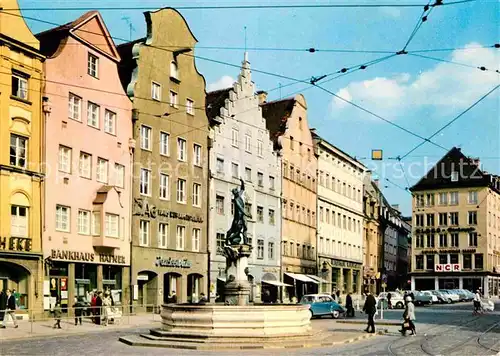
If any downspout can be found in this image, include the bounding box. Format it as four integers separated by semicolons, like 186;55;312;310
207;130;213;302
128;110;138;312
279;154;284;303
40;95;51;304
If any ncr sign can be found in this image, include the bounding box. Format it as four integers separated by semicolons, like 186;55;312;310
435;264;461;272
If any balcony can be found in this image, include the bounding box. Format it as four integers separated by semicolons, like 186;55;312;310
92;235;121;249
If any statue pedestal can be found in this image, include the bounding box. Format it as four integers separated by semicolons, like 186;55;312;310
223;244;252;306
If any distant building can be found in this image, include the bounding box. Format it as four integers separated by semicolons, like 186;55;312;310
206;53;282;303
410;147;500;296
262;95;318;301
312;131;366;296
363;175;382;294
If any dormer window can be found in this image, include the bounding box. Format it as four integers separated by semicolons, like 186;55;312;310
87;53;99;78
170;61;179;81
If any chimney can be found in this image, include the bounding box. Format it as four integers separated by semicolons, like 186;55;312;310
256;90;268;104
470;157;480;167
392;204;400;212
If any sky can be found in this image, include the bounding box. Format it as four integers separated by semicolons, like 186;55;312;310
16;0;500;216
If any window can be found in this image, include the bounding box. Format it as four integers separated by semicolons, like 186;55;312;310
177;138;186;161
11;73;28;100
439;213;448;226
426;234;435;248
450;212;459;225
439;233;448;247
77;210;90;235
257;206;264;223
468;191;478;204
139;220;150;246
439;254;448;264
114;164;125;188
96;158;108;183
269;209;275;225
151;82;161;101
87;53;98;77
170;61;179;79
426;193;435;206
257;239;264;259
231;129;239;147
193;183;201;207
450;233;459;247
290;136;294;150
415;255;424;270
415;235;424;248
269;176;275;190
159;173;170;200
245;203;252;217
160;132;170;156
105;213;119;238
176;225;185;250
474;254;483;270
245;167;252;181
192;228;200;252
268;242;274;259
9;134;27;168
104;110;116;135
415;195;424;208
244;134;252;153
450;253;459;264
416;214;424;227
177;179;186;203
11;205;28;237
232;163;239;178
319;207;324;222
87;102;100;128
257;172;264;187
216;233;225;255
451;171;459;182
56;205;70;232
463;254;472;269
140;125;152;150
257;140;263;157
158;223;168;248
193;144;202;166
92;212;101;236
140;168;151;196
450;191;459;205
426;213;435;226
468;232;478;247
216;158;224;173
216;195;224;215
468;211;477;225
58;146;72;173
169;90;178;107
426;255;434;270
68;93;81;121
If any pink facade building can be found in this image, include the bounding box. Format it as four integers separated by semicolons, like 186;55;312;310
37;11;133;310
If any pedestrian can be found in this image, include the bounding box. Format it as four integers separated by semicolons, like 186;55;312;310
73;297;84;326
400;296;416;336
53;301;62;329
95;291;103;325
198;293;208;305
1;289;18;328
336;290;341;304
387;292;393;309
362;292;376;334
90;291;97;323
346;293;355;317
473;289;482;315
102;292;112;326
0;290;7;323
170;291;177;304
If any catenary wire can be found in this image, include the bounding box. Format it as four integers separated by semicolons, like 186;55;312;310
408;53;500;73
402;0;434;51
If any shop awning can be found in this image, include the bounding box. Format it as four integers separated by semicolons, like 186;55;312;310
262;280;292;287
284;272;318;284
307;275;329;283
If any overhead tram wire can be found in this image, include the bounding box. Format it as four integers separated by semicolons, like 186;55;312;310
408;53;500;73
409;43;500;53
399;84;500;160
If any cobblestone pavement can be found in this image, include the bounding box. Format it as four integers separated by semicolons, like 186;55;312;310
1;301;499;355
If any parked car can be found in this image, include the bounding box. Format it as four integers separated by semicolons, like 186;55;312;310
300;294;345;319
421;291;439;304
456;289;474;301
377;292;405;309
450;289;469;302
412;291;433;306
439;289;460;302
462;289;475;301
430;290;452;304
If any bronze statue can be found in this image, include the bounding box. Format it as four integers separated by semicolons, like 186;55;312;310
226;178;251;245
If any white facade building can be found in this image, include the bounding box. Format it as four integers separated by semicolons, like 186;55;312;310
207;53;282;302
312;131;366;296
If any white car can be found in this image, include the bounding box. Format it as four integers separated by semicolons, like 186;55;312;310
438;289;460;302
377;292;405;309
421;291;439;303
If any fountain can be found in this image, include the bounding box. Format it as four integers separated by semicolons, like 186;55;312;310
120;179;312;349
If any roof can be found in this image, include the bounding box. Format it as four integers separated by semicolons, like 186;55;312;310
409;147;493;192
205;88;232;120
261;97;296;146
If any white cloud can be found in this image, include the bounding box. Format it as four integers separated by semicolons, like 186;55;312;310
379;7;401;18
331;43;500;121
207;75;235;91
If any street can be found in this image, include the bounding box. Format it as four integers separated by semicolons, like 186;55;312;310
0;301;498;355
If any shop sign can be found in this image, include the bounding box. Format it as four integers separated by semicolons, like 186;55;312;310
331;259;361;269
435;264;461;272
0;236;32;252
263;267;279;273
50;249;126;264
134;198;203;223
155;256;192;268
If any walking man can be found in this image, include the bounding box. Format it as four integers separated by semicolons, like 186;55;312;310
400;296;416;336
1;289;18;328
362;292;376;333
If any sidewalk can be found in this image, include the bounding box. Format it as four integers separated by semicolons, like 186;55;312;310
0;313;160;341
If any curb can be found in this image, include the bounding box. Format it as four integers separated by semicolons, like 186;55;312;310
337;319;400;326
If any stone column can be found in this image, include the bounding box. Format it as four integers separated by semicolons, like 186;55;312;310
435;277;439;290
411;276;415;290
357;271;362;296
346;269;353;294
68;263;75;316
121;266;130;311
459;276;463;289
97;265;103;292
337;268;344;293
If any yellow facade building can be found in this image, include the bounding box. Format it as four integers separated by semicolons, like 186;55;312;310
0;0;45;312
